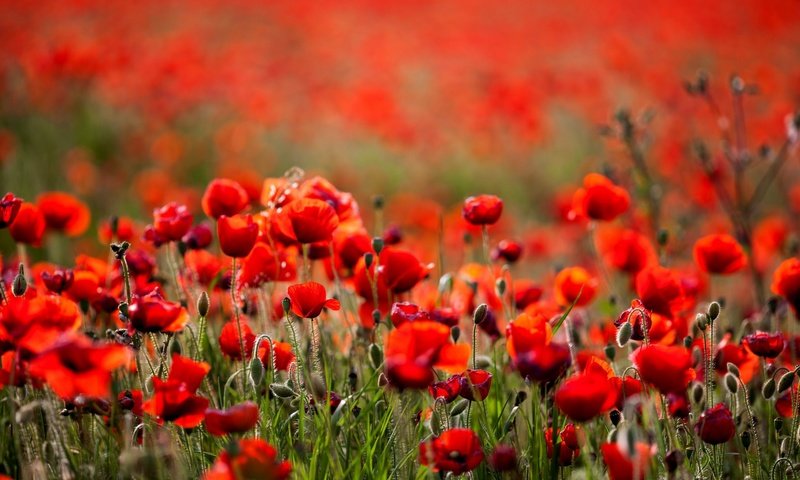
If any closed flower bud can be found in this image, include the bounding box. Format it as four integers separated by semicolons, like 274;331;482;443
310;374;327;400
691;382;705;404
450;399;469;417
197;291;210;317
609;409;621;426
372;309;381;326
495;278;506;296
369;343;383;369
438;274;453;294
169;337;182;356
282;297;291;315
616;321;632;347
683;336;693;348
724;373;739;394
371;237;384;255
604;343;616;361
451;326;460;343
12;265;26;297
475;355;492;369
775;417;784;432
762;378;776;399
778;372;795;393
473;303;488;325
695;313;708;331
708;301;720;320
269;383;296;399
250;356;265;385
727;362;741;378
364;252;374;269
741;430;751;450
665;450;683;473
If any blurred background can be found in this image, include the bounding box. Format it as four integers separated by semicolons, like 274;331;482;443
1;0;800;231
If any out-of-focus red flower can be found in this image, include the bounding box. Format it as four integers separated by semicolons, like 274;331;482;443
488;444;517;472
185;250;223;286
428;374;461;403
597;227;655;274
491;239;523;263
333;227;372;271
666;392;690;419
513;280;543;309
776;386;797;418
182;223;213;250
36;192;90;237
238;243;296;287
545;424;582;466
354;247;430;299
385;320;469;389
693;234;747;275
219;319;256;360
609;375;644;410
506;311;570;383
205;401;259;436
0;193;22;229
218;214;259;258
118;389;143;417
714;339;759;384
257;340;295;372
554;266;597;307
287;281;340;319
571;174;630;222
390;302;430;327
772;257;800;313
555;371;614;422
152;202;193;242
9;202;46;246
275;198;339;244
28;333;130;400
299;176;361;225
143;354;210;428
459;369;492;401
462;194;503;226
635;266;684;317
202;179;249;219
630;345;695;394
614;299;652;341
419;428;484;475
601;442;652;480
743;331;785;358
127;288;189;333
203;439;291;480
99;216;136;244
41;268;74;295
695;403;735;445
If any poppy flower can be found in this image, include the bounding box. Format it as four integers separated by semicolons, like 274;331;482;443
419;428;484;475
609;375;644;410
390;302;430;327
635;266;684;317
597;228;655;274
287;281;340;319
205;401;259;436
9;202;46;246
333;227;372;271
713;340;759;384
545;424;582;466
98;216;136;244
0;192;22;228
513;280;543;309
488;444;517;472
182;223;213;250
571;174;630;222
127;288;189;333
219;319;256;360
202;439;291;480
218;214;259;258
630;345;695;394
554;266;597;307
601;442;652;480
275;198;339;244
491;239;523;263
743;331;785;358
202;179;249;219
555;372;614;422
378;247;430;295
41;268;75;294
772;258;800;313
152;202;193;242
462;195;503;226
27;333;130;400
385;321;469;389
693;234;747;275
695;403;735;445
238;243;296;287
428;375;461;403
666;392;690;419
36;192;90;237
614;299;652;341
459;369;492;401
143;354;210;428
257;341;295;372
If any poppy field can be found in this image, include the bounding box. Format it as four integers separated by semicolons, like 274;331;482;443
4;1;800;479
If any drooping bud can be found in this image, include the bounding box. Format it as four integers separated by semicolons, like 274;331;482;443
707;301;720;321
616;321;632;347
369;344;383;369
250;356;265;386
169;337;182;356
762;378;776;399
269;383;297;399
778;372;795;393
695;313;708;331
691;382;705;404
727;362;741;378
741;431;751;450
282;297;291;315
450;399;469;417
197;291;210;317
724;373;739;394
473;304;488;325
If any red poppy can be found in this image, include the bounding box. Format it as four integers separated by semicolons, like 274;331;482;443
601;442;652;480
333;227;372;271
118;389;144;417
630;345;695;394
275;198;339;244
634;266;684;317
27;333;130;400
428;374;461;403
597;228;655;274
459;369;492;401
390;302;430;327
0;192;22;229
36;192;90;237
743;331;785;358
713;340;759;384
219;319;256;360
205;401;259;436
127;288;189;333
491;239;523;263
545;424;582;466
41;268;75;295
257;340;295;372
513;280;543;309
98;216;136;244
202;439;291;480
9;202;46;246
554;266;597;307
238;243;296;287
776;386;797;418
462;195;503;226
419;428;484;475
772;257;800;313
182;223;214;250
666;392;690;419
185;250;224;286
506;312;570;383
385;321;469;389
609;375;644;410
152;202;193;242
202;179;249;219
488;444;517;472
695;403;735;445
555;371;614;422
143;354;210;428
378;247;430;295
287;281;340;319
614;299;652;341
571;173;630;222
693;234;747;275
218;214;259;258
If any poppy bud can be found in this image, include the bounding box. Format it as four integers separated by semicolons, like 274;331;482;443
451;326;460;342
475;356;492;369
616;321;632;347
372;195;384;210
364;252;374;269
438;273;453;294
197;292;210;317
371;309;381;326
430;409;443;436
269;383;296;399
378;373;389;387
775;417;784;432
778;372;795;393
727;363;741;378
118;302;129;318
473;304;488;325
250;356;265;386
371;237;384;255
0;192;23;229
495;278;506;296
683;336;693;348
514;391;527;406
665;450;683;473
169;337;182;356
695;313;708;331
741;430;751;450
607;428;618;443
309;374;326;400
724;373;739;394
657;229;669;247
369;343;382;369
12;264;26;297
708;301;720;321
604;344;616;361
685;447;694;460
462;194;503;225
282;297;291;315
450;399;469;417
762;378;776;399
691;382;705;404
609;409;621;426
